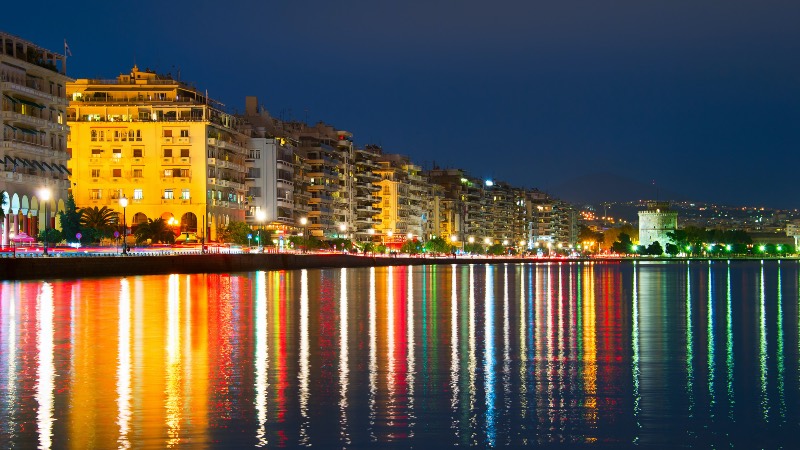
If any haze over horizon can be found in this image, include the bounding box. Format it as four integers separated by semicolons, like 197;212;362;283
4;1;798;208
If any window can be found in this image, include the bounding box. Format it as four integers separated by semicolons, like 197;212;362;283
91;149;102;155
163;169;173;177
91;189;102;200
112;168;122;177
133;189;143;200
112;148;122;158
176;169;189;177
163;148;173;157
180;148;190;157
132;168;143;178
90;130;97;141
163;129;172;137
91;169;100;178
163;189;174;199
180;130;189;137
133;148;143;157
181;189;190;200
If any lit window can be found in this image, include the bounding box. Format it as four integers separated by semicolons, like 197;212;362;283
112;148;122;158
163;189;174;199
180;130;189;137
91;189;102;200
181;189;190;200
133;189;143;200
163;169;173;177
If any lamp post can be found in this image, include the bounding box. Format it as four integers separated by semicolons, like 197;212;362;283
450;234;458;256
256;210;266;252
119;195;128;255
299;217;308;253
39;188;51;256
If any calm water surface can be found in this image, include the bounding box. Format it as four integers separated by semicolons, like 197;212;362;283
1;261;799;448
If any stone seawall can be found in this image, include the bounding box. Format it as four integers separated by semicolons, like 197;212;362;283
0;254;528;281
2;254;796;281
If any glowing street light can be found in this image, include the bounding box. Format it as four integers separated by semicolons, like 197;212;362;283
468;236;475;244
119;195;128;254
339;223;347;239
39;188;51;256
484;237;491;245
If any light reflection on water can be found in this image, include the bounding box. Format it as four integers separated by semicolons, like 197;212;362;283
1;261;799;448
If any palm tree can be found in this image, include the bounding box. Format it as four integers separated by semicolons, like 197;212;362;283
79;206;119;242
134;218;175;244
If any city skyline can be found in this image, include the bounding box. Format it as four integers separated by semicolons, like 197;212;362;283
4;1;799;208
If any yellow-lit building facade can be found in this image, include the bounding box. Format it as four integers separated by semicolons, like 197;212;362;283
67;66;248;241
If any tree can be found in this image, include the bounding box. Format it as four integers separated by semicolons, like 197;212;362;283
665;242;680;256
38;228;63;245
134;218;175;244
220;221;254;245
487;243;506;256
329;237;354;252
463;242;485;254
375;244;388;255
603;225;638;251
400;239;422;254
646;241;664;256
424;236;450;254
0;190;6;223
59;194;83;243
611;233;634;254
80;206;119;242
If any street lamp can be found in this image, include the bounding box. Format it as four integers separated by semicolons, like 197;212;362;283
339;223;347;239
39;188;51;256
299;217;308;253
256;210;266;252
119;195;128;255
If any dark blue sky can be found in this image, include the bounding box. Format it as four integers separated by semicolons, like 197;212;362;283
5;1;800;208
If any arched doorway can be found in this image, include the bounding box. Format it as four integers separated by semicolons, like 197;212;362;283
180;212;198;233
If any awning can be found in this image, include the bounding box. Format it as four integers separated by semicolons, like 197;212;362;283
60;164;71;175
19;158;33;168
3;94;17;103
16;126;39;135
14;98;46;109
40;161;54;171
30;160;45;172
51;164;64;174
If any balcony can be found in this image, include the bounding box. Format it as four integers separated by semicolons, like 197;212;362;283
161;198;174;204
162;136;173;144
177;136;190;144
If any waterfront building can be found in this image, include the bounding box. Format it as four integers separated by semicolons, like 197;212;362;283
67;66;249;242
353;144;382;241
1;32;70;246
372;152;430;247
637;201;678;248
241;97;295;233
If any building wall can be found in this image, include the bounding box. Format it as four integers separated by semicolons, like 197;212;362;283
1;32;70;245
638;210;678;247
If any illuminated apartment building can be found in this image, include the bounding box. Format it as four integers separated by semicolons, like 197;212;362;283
1;32;70;245
67;66;248;241
353;144;382;241
241;97;295;232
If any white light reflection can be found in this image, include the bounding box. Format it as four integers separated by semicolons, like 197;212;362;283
484;265;496;446
406;266;416;436
166;274;181;447
776;265;785;419
339;268;350;445
254;271;269;447
518;265;527;421
759;265;768;420
450;264;459;439
632;263;641;433
502;264;511;447
707;264;715;416
2;283;18;442
686;265;694;414
36;282;55;450
368;267;377;442
468;264;476;437
299;269;310;445
726;264;734;419
117;279;132;449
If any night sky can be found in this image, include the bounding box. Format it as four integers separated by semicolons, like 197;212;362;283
5;1;799;208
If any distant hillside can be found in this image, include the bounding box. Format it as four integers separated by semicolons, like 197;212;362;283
551;172;687;207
